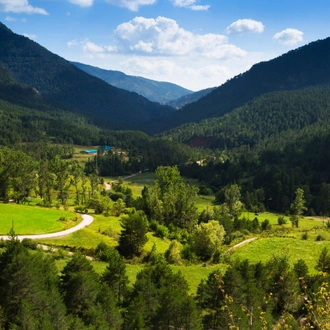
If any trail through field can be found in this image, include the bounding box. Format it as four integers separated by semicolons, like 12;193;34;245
227;237;257;252
0;214;94;241
104;173;139;190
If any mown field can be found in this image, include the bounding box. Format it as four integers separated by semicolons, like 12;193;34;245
0;203;78;235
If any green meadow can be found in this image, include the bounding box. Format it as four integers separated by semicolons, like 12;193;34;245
0;203;78;235
5;172;330;294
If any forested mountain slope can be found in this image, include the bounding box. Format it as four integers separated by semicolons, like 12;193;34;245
0;22;174;131
151;36;330;132
161;85;330;149
166;86;216;109
71;61;192;104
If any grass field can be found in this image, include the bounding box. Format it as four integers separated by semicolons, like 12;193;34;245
229;235;330;275
37;213;172;254
0;203;78;235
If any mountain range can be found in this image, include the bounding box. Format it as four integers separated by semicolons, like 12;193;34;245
151;37;330;133
1;20;330;145
71;61;192;104
0;22;174;131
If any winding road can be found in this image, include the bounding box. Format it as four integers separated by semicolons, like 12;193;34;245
0;214;94;241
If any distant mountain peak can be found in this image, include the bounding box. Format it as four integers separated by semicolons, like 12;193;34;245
71;61;192;104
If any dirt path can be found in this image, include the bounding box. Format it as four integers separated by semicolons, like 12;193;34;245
104;173;139;191
0;214;94;241
227;237;258;252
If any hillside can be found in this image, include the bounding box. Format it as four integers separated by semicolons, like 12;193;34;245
71;61;192;104
150;36;330;132
166;86;216;109
0;22;174;131
161;85;330;149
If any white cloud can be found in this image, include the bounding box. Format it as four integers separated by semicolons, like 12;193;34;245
226;19;264;34
23;33;36;39
172;0;196;6
5;16;17;21
121;57;178;76
273;28;304;46
83;41;104;53
0;0;48;15
119;56;237;90
113;16;246;59
190;5;210;11
105;0;156;11
68;38;117;55
171;0;210;10
68;0;93;7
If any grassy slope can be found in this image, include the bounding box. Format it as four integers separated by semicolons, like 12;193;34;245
0;203;77;235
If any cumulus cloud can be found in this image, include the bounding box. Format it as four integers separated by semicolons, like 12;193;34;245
273;28;304;46
226;19;264;34
171;0;210;10
120;56;235;90
113;16;246;59
68;0;93;7
105;0;156;11
121;57;177;76
67;38;117;55
0;0;48;15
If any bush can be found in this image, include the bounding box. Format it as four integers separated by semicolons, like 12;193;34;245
261;219;272;231
156;225;169;239
316;234;326;241
95;241;113;261
198;185;213;196
278;216;287;226
301;232;308;240
149;220;159;232
165;240;182;265
74;205;88;213
21;238;38;250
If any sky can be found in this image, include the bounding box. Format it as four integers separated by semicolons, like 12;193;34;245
0;1;330;91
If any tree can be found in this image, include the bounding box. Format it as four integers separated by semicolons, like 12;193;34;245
192;220;225;261
0;241;68;329
320;182;330;219
118;211;149;257
101;248;129;303
290;188;307;228
316;247;330;273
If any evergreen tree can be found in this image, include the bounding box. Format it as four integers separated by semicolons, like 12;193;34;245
118;211;149;257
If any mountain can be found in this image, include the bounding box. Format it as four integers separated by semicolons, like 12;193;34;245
161;85;330;149
71;61;192;104
151;37;330;132
166;86;216;109
0;22;174;131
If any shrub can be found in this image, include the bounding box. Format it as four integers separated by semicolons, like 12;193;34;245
156;225;169;239
165;240;182;265
301;232;308;240
316;234;326;241
261;219;272;231
21;238;38;250
149;220;159;232
181;244;199;263
278;216;287;226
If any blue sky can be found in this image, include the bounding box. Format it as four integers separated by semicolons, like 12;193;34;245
0;0;330;91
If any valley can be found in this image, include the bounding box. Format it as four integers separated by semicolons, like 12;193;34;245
1;19;330;329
